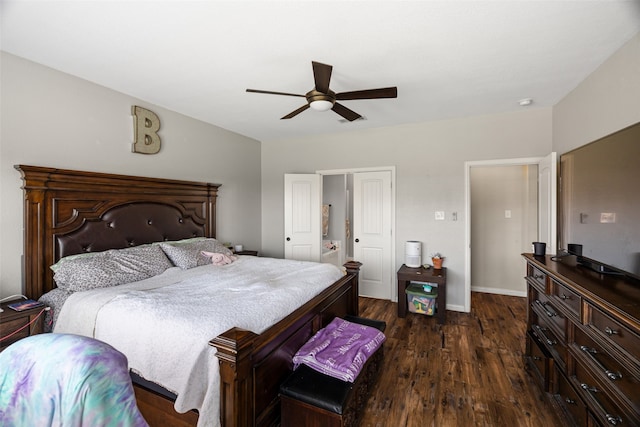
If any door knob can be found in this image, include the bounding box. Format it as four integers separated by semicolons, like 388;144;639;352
286;237;291;241
355;238;359;243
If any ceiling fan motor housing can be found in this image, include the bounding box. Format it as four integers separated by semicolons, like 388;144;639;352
306;89;336;111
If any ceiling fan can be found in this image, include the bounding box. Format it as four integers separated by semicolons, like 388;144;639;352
246;61;397;122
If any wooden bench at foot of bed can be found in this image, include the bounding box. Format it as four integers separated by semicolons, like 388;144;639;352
279;316;386;427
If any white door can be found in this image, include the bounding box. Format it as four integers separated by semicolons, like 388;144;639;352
353;171;392;299
284;174;322;261
538;152;557;254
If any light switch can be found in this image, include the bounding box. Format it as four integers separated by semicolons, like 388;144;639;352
505;210;511;218
435;211;445;221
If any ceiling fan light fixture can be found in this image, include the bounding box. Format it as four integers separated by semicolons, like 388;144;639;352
247;62;397;121
309;100;333;111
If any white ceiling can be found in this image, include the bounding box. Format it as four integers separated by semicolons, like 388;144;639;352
2;1;639;142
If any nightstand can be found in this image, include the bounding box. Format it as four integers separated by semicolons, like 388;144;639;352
0;300;47;351
397;264;447;324
235;250;258;256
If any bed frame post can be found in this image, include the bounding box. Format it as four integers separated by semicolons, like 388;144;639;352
15;165;50;299
343;261;362;316
210;328;258;427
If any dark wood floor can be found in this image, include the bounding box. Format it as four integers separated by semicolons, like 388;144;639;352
357;292;562;427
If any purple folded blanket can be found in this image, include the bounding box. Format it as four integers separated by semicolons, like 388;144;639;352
293;317;386;382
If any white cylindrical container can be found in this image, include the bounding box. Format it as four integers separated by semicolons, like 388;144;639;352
405;241;422;268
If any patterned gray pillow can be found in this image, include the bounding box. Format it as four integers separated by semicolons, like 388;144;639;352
38;288;73;331
159;238;233;269
52;244;173;292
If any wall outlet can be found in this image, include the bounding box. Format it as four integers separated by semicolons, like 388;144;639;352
435;211;445;221
600;212;616;223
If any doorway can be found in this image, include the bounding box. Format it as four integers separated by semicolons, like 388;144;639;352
469;164;538;297
464;155;556;311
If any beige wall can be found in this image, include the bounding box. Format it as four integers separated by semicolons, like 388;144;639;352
553;33;640;155
261;108;553;310
0;52;262;298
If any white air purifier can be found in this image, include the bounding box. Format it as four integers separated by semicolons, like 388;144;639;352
405;241;422;268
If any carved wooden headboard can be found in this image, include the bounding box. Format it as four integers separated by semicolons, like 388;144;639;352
16;165;220;299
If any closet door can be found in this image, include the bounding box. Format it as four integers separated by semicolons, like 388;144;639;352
353;171;392;299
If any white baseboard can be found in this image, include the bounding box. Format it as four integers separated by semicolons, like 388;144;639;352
471;286;527;298
445;303;466;313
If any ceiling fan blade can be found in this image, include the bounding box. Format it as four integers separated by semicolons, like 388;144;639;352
336;87;398;100
312;61;332;93
332;102;362;122
281;104;310;120
246;89;305;98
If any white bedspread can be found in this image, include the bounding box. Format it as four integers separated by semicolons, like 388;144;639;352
54;256;343;427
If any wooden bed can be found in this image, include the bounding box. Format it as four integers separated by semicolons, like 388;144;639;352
16;164;361;427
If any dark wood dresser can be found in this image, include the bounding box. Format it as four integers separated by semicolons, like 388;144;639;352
523;254;640;426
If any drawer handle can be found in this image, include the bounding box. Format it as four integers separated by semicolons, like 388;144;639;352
533;324;556;346
559;293;570;300
604;326;619;336
532;356;541;361
533;273;544;280
605;370;623;381
564;397;576;405
580;383;599;393
579;346;623;381
535;299;557;317
605;414;622;426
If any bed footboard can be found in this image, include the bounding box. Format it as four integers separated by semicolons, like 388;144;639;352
211;261;361;427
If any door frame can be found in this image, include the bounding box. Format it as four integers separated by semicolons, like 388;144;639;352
317;166;397;301
464;157;546;312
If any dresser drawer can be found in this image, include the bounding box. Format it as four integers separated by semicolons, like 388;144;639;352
527;265;547;292
553;366;588;427
531;313;568;373
573;361;638;427
530;286;567;341
572;327;640;416
526;331;551;392
551;279;581;321
585;303;640;366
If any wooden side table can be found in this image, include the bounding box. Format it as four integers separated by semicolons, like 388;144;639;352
397;264;447;324
0;300;46;351
235;250;258;256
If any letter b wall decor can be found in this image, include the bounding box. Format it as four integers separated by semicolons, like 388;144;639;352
132;105;161;154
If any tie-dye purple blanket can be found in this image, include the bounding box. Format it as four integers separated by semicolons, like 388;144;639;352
0;333;148;427
293;317;386;382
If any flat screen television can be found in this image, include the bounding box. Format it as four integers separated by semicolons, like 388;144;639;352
559;121;640;281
